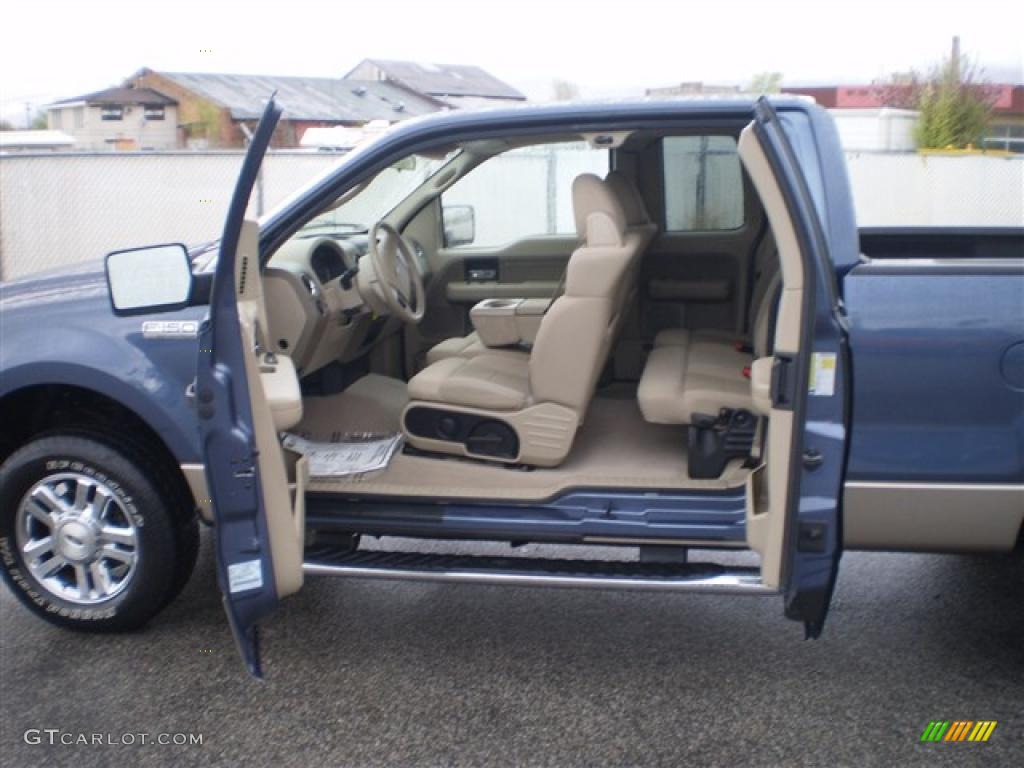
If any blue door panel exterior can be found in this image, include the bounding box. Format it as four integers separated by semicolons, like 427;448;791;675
197;98;283;678
843;268;1024;483
753;100;851;636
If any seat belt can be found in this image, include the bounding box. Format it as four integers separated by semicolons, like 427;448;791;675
743;217;770;334
543;267;568;315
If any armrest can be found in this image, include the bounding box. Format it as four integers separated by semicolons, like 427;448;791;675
750;357;773;416
512;298;551;344
469;297;551;348
261;353;303;431
470;298;524;347
648;278;732;302
446;280;559;303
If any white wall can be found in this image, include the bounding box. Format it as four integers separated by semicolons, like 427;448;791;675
829;109;918;152
845;151;1024;227
1;150;1022;281
441;143;609;247
0;151;344;279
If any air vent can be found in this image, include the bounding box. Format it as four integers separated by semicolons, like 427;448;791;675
300;274;320;299
238;255;248;295
352;85;367;97
393;102;405;112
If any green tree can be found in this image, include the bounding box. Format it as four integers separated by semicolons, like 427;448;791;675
914;54;995;149
878;53;996;149
182;99;222;146
0;119;14;131
747;72;783;94
31;113;48;130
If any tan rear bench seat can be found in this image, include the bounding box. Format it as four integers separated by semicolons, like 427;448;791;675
638;333;754;425
638;230;780;426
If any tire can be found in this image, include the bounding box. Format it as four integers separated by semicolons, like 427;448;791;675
0;433;185;632
63;425;201;611
162;508;200;609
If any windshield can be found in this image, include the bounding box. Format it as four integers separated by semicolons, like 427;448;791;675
298;151;458;235
189;147;460;273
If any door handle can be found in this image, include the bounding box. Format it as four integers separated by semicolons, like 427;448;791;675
467;268;497;281
802;448;824;470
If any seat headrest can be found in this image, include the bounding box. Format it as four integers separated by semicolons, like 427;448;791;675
605;170;652;228
572;173;627;246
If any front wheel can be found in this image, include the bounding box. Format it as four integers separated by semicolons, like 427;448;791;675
0;433;190;632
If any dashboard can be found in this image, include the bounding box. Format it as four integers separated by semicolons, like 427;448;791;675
261;229;431;378
310;242;352;284
262;235;380;376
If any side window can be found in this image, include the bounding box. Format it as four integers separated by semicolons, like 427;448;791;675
663;136;744;231
441;142;608;248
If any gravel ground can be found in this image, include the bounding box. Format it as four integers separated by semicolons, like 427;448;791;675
1;532;1021;767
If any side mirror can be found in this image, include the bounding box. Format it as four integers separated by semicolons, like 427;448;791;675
105;243;193;315
443;205;476;248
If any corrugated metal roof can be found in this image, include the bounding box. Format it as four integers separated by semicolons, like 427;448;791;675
353;59;526;100
53;87;176;107
156;72;442;122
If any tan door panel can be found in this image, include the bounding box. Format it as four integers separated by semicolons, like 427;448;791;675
639;233;753;338
418;234;577;354
235;219;305;599
735;125;805;590
445;280;560;303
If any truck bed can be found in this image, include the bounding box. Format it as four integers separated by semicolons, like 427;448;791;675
859;227;1024;261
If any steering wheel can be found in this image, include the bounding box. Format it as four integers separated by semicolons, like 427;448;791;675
366;221;426;324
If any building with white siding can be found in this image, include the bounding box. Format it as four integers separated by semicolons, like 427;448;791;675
45;87;178;150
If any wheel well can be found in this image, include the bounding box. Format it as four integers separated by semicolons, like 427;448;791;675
0;384;196;518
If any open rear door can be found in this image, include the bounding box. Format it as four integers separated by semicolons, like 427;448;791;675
197;97;306;676
740;99;849;637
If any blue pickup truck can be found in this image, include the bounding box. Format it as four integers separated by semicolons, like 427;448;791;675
1;97;1021;677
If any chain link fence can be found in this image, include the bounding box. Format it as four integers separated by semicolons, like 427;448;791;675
0;151;342;280
1;149;1022;281
844;151;1024;228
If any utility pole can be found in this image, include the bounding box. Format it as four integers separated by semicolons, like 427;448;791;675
951;35;961;81
24;102;31;130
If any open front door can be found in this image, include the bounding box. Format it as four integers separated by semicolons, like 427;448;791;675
197;97;306;677
739;100;849;637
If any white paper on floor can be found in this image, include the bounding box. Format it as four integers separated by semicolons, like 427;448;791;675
282;432;404;477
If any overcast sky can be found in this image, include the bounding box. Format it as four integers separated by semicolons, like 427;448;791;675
1;0;1021;125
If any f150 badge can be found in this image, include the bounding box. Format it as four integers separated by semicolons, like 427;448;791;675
142;320;199;339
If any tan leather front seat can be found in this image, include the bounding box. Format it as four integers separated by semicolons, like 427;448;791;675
606;169;657;252
604;170;656;340
426;170;656;366
402;174;634;467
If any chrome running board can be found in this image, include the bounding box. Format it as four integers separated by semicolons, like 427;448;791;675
303;548;774;595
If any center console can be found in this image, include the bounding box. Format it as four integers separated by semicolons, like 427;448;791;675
469;297;550;349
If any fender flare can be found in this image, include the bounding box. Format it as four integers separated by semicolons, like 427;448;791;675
0;360;199;464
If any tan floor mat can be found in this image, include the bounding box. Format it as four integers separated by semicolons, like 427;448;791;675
297;375;747;501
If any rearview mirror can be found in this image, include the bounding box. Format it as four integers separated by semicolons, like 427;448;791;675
105;243;193;315
443;205;476;248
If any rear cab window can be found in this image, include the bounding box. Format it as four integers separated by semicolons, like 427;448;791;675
663;136;745;231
